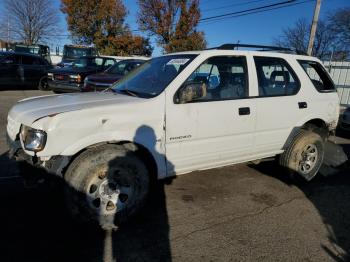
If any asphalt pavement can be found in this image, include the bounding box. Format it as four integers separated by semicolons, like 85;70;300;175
0;89;349;262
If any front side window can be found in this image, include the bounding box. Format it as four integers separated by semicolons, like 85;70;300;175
254;57;300;97
298;60;335;92
112;55;196;98
177;56;248;103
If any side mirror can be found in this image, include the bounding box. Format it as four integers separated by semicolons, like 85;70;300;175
177;81;207;104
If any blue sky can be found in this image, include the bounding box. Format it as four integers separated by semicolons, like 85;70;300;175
1;0;349;56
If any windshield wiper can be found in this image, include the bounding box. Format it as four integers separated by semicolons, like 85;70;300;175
119;89;138;97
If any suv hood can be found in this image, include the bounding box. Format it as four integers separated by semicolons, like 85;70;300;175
9;92;140;126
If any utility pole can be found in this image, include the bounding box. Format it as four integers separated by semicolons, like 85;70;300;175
307;0;322;55
7;14;10;46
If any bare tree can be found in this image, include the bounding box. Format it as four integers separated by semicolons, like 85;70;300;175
3;0;59;44
328;7;350;53
274;18;335;59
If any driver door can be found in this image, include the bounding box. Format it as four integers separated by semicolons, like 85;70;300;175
165;55;256;175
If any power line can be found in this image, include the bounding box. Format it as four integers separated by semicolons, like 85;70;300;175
198;0;314;25
201;0;267;13
200;0;297;21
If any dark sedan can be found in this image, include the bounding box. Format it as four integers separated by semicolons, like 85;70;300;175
47;56;116;93
0;51;53;90
82;59;146;92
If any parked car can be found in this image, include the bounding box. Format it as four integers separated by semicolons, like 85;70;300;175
0;51;53;90
57;45;98;67
47;56;117;93
339;106;350;131
7;44;339;229
82;59;146;91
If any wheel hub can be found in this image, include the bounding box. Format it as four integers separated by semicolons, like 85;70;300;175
298;144;318;175
86;167;133;215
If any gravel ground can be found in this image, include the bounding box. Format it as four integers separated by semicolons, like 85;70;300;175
0;89;349;262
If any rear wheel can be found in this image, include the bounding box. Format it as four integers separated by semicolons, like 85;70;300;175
64;144;149;229
279;128;325;181
38;76;49;91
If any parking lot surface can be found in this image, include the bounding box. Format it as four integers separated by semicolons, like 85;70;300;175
0;89;349;262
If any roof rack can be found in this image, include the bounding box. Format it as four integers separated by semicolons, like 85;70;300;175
209;43;307;55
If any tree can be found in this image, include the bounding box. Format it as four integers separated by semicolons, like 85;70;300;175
274;18;335;59
3;0;59;45
328;7;350;54
137;0;206;53
61;0;153;56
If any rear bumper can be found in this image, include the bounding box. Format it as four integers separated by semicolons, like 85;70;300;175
48;80;83;93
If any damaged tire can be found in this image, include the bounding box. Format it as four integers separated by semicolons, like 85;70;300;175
279;128;325;181
64;144;149;229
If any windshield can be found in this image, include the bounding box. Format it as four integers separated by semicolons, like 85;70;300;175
112;55;197;98
106;60;143;75
63;47;96;59
74;57;104;68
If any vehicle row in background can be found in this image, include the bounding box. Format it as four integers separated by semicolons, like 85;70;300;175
47;56;116;93
0;51;53;90
84;59;146;91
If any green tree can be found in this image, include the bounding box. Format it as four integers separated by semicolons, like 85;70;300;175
138;0;206;53
61;0;153;56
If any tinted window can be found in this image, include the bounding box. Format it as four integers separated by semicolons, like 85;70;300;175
254;57;300;96
104;59;115;67
107;60;144;75
180;56;248;102
298;60;335;92
0;54;20;64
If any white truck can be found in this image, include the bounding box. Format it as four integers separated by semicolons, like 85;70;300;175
6;44;339;228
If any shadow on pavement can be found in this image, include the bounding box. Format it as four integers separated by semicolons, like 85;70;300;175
251;141;350;261
0;125;173;262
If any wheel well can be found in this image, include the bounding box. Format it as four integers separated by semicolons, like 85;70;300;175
303;119;327;129
303;118;329;139
62;141;158;182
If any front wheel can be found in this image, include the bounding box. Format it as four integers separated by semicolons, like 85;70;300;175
279;129;325;181
64;144;149;229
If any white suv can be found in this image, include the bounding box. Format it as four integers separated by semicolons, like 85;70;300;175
6;44;339;228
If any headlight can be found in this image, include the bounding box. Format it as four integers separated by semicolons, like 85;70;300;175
20;125;47;152
47;73;53;80
70;74;82;83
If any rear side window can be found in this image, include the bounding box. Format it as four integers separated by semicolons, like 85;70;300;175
298;60;335;92
254;57;300;97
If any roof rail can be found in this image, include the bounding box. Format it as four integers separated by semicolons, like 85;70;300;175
209;43;307;55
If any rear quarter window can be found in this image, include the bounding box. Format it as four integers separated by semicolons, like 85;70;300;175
298;60;335;92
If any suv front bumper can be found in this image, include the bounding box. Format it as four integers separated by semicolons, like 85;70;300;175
48;80;83;93
6;133;69;177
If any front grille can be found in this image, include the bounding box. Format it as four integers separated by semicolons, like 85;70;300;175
54;74;70;81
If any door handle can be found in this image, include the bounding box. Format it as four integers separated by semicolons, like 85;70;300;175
239;107;250;115
298;102;307;109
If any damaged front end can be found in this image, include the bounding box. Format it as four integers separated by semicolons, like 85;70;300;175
7;133;70;183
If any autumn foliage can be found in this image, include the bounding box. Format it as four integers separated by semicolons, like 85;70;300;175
138;0;206;53
60;0;153;56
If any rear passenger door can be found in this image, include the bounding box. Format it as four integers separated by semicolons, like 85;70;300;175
252;56;303;155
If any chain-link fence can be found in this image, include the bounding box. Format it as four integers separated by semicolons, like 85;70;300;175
323;61;350;106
